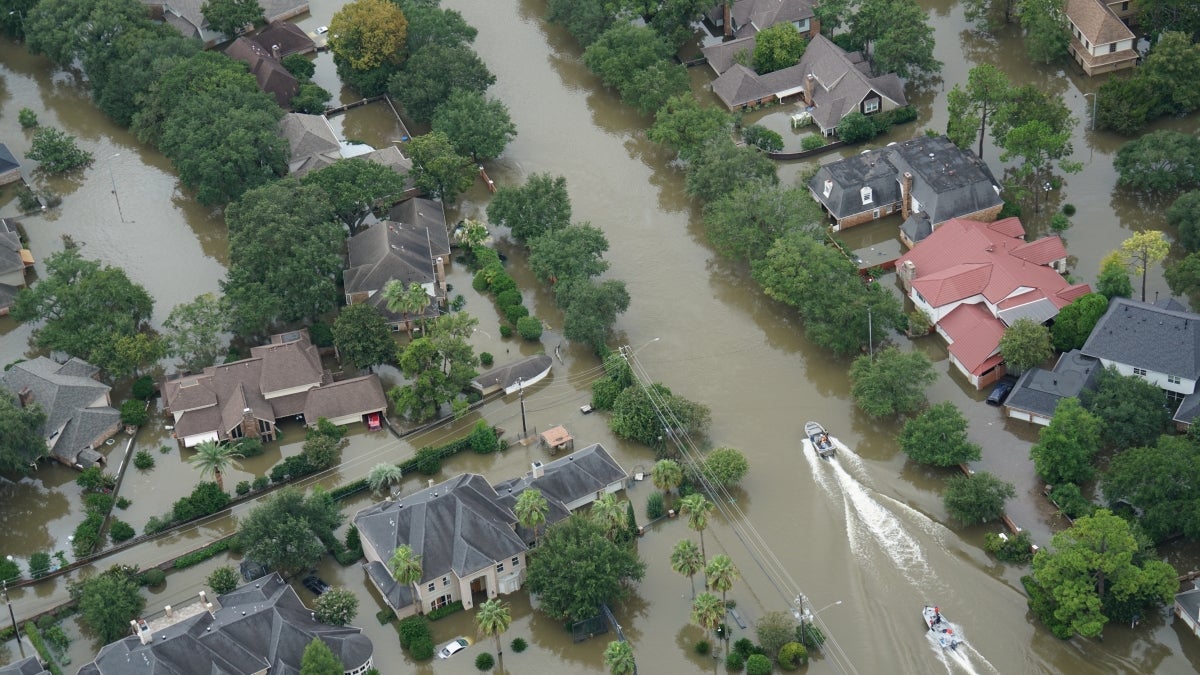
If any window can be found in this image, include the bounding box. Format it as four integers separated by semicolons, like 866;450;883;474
872;208;881;219
1168;374;1182;384
496;562;505;573
1109;43;1117;53
427;582;436;592
823;179;833;198
797;18;810;33
1121;1;1128;10
431;594;452;610
512;556;520;567
860;187;873;205
863;98;879;114
1133;367;1147;376
442;576;450;587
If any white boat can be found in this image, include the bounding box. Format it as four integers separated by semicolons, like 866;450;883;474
805;421;836;459
922;605;962;649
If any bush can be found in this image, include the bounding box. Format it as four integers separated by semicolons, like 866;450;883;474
742;124;784;152
475;652;495;671
109;520;136;542
733;636;757;657
414;446;442;475
1050;213;1070;232
469;421;500;454
726;650;746;671
18;108;38;128
172;538;231;569
427;600;464;621
17;187;41;213
238;437;264;457
29;552;51;579
1048;483;1093;520
490;273;517;296
0;557;19;584
1062;203;1076;216
480;351;494;366
143;516;170;535
160;445;172;454
135;568;166;588
84;492;115;514
207;566;240;594
694;639;711;655
134;450;155;470
801;135;825;151
451;294;466;311
837;111;879;143
397;615;431;650
172;482;230;522
496;289;523;308
998;200;1022;219
646;491;665;519
132;376;156;400
516;316;543;340
120;400;148;427
777;642;807;670
473;270;490;292
503;303;529;324
745;653;772;675
510;637;527;653
309;322;334;348
236;480;251;496
409;635;435;661
499;324;513;338
983;530;1034;564
252;476;270;491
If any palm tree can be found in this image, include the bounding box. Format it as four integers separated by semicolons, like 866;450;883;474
651;459;683;501
591;493;626;541
367;463;403;496
388;545;423;613
603;640;636;675
406;282;432;335
475;598;512;668
382;280;422;339
706;554;739;651
187;440;244;491
514;489;549;546
691;592;725;655
671;539;704;598
679;493;715;583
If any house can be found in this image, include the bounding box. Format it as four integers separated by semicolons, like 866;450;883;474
706;0;820;40
470;354;554;396
279;113;415;182
78;573;374;675
225;37;298;108
1004;349;1101;426
494;444;629;544
0;218;34;316
354;444;627;617
161;329;387;447
1079;297;1200;428
251;21;316;58
0;657;50;675
1065;0;1138;76
0;143;21;185
896;217;1091;388
343;206;450;332
808;135;1003;233
1176;582;1200;640
143;0;309;45
0;357;121;469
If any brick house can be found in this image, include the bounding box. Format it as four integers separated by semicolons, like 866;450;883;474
1065;0;1138;76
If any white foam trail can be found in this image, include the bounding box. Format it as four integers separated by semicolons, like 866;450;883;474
879;492;955;545
802;439;836;493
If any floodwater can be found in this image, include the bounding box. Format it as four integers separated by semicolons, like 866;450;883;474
3;0;1200;673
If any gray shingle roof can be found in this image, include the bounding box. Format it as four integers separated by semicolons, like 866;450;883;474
0;357;119;467
0;657;50;675
0;143;20;175
809;147;900;219
280;113;341;177
1176;586;1200;623
389;197;451;262
364;559;415;610
303;374;386;423
345;220;438;299
0;218;28;279
798;35;906;131
1004;350;1100;419
1080;297;1200;380
493;443;627;541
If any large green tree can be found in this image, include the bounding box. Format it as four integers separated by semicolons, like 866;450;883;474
302;159;407;232
187;440;243;491
12;247;154;376
314;588;359;626
1097;251;1133;300
1029;397;1102;484
1138;31;1200;117
1018;0;1069;64
610;382;711;451
647;95;734;162
1028;509;1177;638
963;0;1018;29
300;637;343;675
848;0;940;78
945;65;1011;159
1114;130;1200;194
897;402;982;467
0;393;48;472
388;42;494;123
849;347;936;419
997;118;1081;213
556;278;631;351
583;23;674;97
525;515;646;623
329;0;407;71
406;130;475;202
333;303;396;369
702;182;823;263
1103;435;1200;543
90;28;201;128
753;23;807;74
486;173;571;243
685;137;778;202
25;127;93;174
1169;191;1200;252
999;317;1053;373
402;0;476;52
75;566;147;643
163;293;228;373
24;0;149;70
545;0;627;47
1139;1;1200;40
528;223;610;285
239;487;343;578
430;90;516;162
201;0;263;37
943;472;1015;525
1081;366;1170;452
1166;253;1200;305
700;447;750;488
1050;293;1109;352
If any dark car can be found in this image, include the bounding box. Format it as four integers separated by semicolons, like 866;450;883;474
302;575;331;595
986;380;1014;406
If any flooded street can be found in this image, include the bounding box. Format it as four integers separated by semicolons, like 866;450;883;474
3;0;1200;672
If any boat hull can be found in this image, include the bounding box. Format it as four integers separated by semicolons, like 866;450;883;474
805;421;836;459
922;605;962;649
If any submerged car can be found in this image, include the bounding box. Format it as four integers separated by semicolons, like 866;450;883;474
302;575;331;595
986;379;1014;406
438;637;470;659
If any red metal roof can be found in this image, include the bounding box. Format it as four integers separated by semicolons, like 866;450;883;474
940;303;1007;376
1010;237;1068;266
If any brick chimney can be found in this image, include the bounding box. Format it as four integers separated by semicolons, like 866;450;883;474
804;74;814;107
271;44;280;60
132;618;153;645
724;2;732;39
435;257;446;304
242;407;260;439
901;172;913;219
17;387;32;408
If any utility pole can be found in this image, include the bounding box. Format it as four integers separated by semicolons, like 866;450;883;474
518;377;527;439
867;306;873;357
3;578;20;646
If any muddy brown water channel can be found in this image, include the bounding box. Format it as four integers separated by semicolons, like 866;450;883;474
4;0;1200;672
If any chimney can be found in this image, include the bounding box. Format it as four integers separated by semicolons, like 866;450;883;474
164;605;173;619
901;172;913;219
271;44;280;60
532;461;545;479
133;618;153;645
804;74;814;107
242;407;260;439
16;387;32;408
724;2;732;39
435;256;446;303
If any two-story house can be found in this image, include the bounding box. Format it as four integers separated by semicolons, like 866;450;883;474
0;143;20;186
706;0;820;40
896;218;1091;388
0;218;34;316
1065;0;1138;76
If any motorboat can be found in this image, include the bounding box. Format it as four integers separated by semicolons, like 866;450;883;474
805;421;836;459
922;605;962;649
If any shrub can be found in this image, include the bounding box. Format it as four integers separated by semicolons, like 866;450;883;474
134;450;155;470
207;566;240;594
397;615;431;650
726;651;746;672
1050;213;1070;232
499;324;513;338
17;187;41;212
1062;203;1076;216
160;445;172;454
503;303;529;324
694;639;711;655
427;600;464;620
983;530;1034;564
139;568;167;587
998;200;1022;219
0;557;19;584
309;322;334;348
414;446;442;475
238;437;264;457
84;492;115;514
490;273;517;296
777;642;807;670
451;294;466;311
646;491;665;519
172;482;230;522
742;124;784;152
29;552;51;579
172;539;231;569
837;112;879;143
144;516;170;535
510;637;527;653
409;635;435;660
801;135;825;151
496;289;523;308
475;652;495;671
120;400;148;426
252;476;270;491
1048;483;1093;520
516;316;543;340
132;376;156;400
469;421;500;454
480;351;494;366
18;108;38;128
110;520;136;542
236;480;251;496
745;653;772;675
473;270;490;292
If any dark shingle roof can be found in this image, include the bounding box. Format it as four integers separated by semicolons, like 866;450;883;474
303;374;386;423
0;357;119;466
0;657;50;675
389;197;451;261
1081;297;1200;380
344;220;438;298
809;147;900;219
1004;350;1100;419
0;218;27;279
0;143;20;175
493;444;627;541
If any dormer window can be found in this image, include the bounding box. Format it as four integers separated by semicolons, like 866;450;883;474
823;180;833;198
861;187;873;205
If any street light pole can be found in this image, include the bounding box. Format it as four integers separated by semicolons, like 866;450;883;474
792;594;842;649
518;377;527;439
108;153;130;224
2;578;19;643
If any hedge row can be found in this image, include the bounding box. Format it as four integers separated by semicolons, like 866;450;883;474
23;621;66;675
426;600;464;621
173;538;232;570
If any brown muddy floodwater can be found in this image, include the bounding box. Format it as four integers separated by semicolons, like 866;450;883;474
4;0;1200;673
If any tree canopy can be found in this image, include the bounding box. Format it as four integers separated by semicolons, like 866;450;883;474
945;64;1011;159
486;173;572;243
201;0;263;37
74;566;147;643
528;223;611;285
610;381;711;452
999;317;1053;373
430;90;517;162
333;303;396;369
849;347;936;419
25;0;150;69
685;137;778;203
1017;0;1069;63
25;127;93;174
238;487;344;578
0;393;48;473
1050;293;1109;352
525;515;646;622
1030;397;1102;484
405;130;475;203
302;159;407;232
388;42;494;123
753;23;807;74
164;293;228;373
545;0;627;47
1081;366;1170;452
897;402;982;466
647;95;735;162
299;637;343;675
1115;130;1200;193
329;0;408;71
1097;251;1133;300
1118;231;1169;302
943;471;1015;525
703;183;823;263
1103;435;1200;543
556;278;631;351
699;447;750;488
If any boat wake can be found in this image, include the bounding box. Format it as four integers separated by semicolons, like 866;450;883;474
928;630;1000;675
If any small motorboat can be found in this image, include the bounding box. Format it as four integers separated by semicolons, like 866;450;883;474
805;421;836;459
922;605;962;649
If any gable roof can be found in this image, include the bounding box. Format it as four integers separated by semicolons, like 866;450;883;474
225;37;298;108
493;443;627;541
798;35;906;131
0;357;119;467
345;220;438;301
250;21;315;58
809;146;901;218
1005;349;1101;419
78;573;373;675
303;374;387;422
940;302;1007;376
886;136;1003;225
280;113;341;176
702;35;757;76
354;474;528;584
1066;0;1135;45
710;64;776;109
0;657;50;675
0;143;19;174
1081;297;1200;379
0;217;30;278
389;197;450;261
737;0;816;33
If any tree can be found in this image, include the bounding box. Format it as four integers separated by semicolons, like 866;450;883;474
302;159;407;232
0;393;48;473
963;0;1018;29
545;0;626;47
475;599;512;667
76;566;146;643
1097;251;1133;300
486;173;571;243
1104;435;1200;542
240;487;343;578
222;180;345;335
90;28;201;128
1018;0;1069;64
315;588;359;626
1169;191;1200;253
201;0;263;37
1139;2;1200;41
679;494;715;577
754;611;796;661
1095;74;1159;136
610;382;711;450
603;640;636;675
869;0;940;79
590;493;628;541
557;278;632;351
652;459;684;497
430;90;516;162
943;472;1016;525
649;0;712;48
897;402;982;467
1051;293;1110;352
187;441;243;492
388;42;494;123
528;223;610;285
390;326;478;421
691;592;725;649
945;65;1011;159
703;183;822;263
300;637;343;675
402;1;477;52
291;82;332;114
514;488;549;546
999;318;1053;374
367;463;403;496
281;53;316;80
583;23;674;96
1138;31;1200;116
753;23;806;74
647;95;734;162
24;0;150;69
302;432;348;471
388;545;424;611
382;280;427;340
329;0;407;71
163;293;227;373
1029;397;1102;485
25;127;93;174
685;137;778;203
12;248;154;376
406;130;475;202
849;347;937;419
671;539;704;598
1028;509;1176;638
1081;366;1170;451
207;565;241;595
333;303;396;369
706;554;739;650
1167;252;1200;304
1115;130;1200;193
700;447;750;488
1118;231;1169;302
998;119;1082;213
835;112;878;144
741;125;784;153
525;515;646;622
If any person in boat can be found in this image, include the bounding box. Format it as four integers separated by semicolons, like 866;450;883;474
933;607;941;625
820;433;829;445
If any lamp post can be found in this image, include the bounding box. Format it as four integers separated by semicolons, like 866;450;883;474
1082;92;1097;131
3;555;20;646
108;153;130;224
792;595;842;649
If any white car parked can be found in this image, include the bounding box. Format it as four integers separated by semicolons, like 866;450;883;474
438;637;470;659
